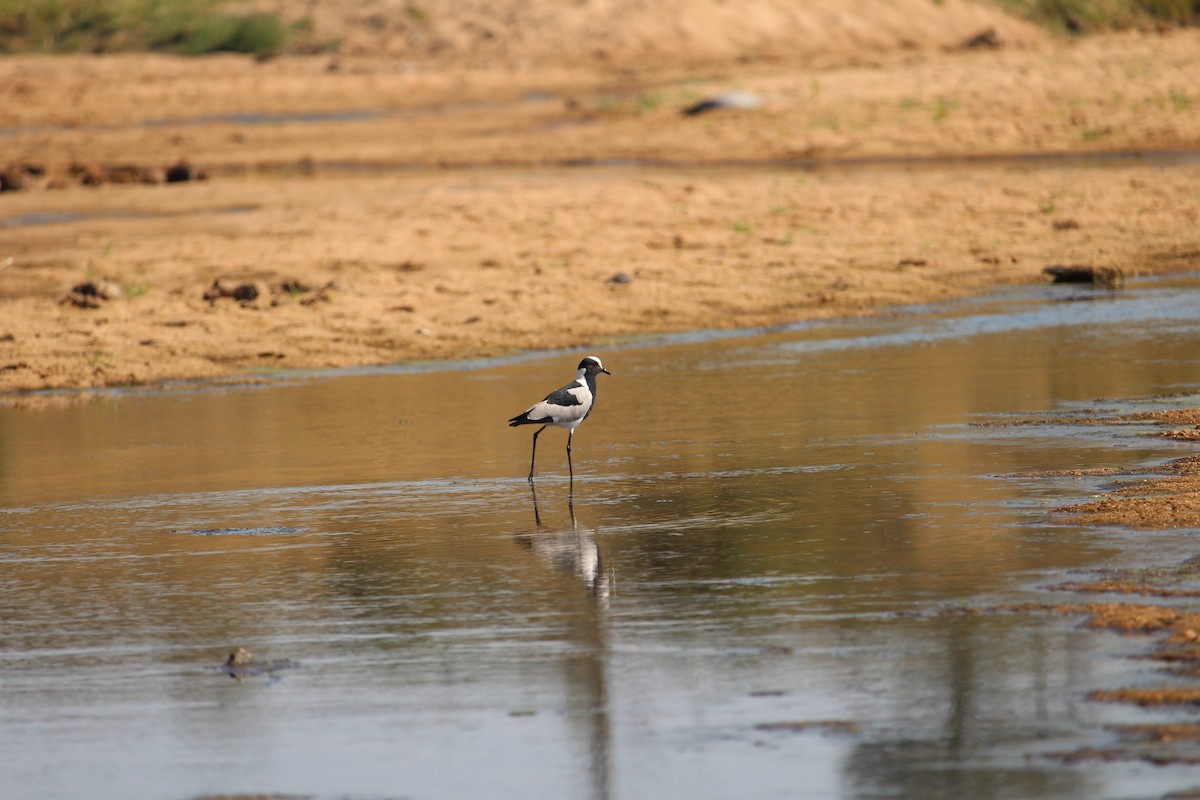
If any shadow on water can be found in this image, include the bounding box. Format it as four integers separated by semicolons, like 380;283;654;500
3;274;1200;799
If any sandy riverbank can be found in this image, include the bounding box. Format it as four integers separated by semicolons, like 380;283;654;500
1;6;1199;395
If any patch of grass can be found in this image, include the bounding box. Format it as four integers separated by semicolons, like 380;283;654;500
991;0;1200;35
931;98;960;123
732;220;754;236
149;9;287;56
1137;0;1200;25
86;350;116;369
123;280;150;298
636;91;663;112
0;0;298;57
1039;191;1065;214
403;3;430;24
593;89;674;116
594;96;620;115
1081;125;1113;140
809;114;841;132
1169;88;1190;113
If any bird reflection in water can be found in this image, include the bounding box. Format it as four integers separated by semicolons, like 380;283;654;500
520;483;614;800
520;483;611;601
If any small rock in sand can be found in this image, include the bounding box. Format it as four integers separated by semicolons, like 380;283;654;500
64;278;123;308
682;90;764;116
1044;265;1124;289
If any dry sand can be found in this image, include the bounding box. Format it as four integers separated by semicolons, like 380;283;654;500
2;3;1199;395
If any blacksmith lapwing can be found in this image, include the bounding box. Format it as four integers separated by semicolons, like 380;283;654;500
508;356;611;482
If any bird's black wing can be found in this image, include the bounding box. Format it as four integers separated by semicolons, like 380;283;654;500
508;381;585;426
542;383;583;407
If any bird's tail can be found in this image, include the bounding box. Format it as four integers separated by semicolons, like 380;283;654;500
508;412;533;427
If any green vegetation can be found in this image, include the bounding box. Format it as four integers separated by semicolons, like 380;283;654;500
1039;190;1065;213
4;0;1195;58
931;98;960;123
0;0;305;57
123;280;150;298
85;350;116;369
635;91;664;112
809;114;841;132
994;0;1200;35
403;3;430;24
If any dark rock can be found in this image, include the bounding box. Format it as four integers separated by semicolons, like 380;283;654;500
165;161;206;183
962;27;1004;49
0;163;44;191
203;279;262;303
64;279;122;308
225;647;254;667
231;282;257;301
278;279;311;295
0;171;25;192
218;646;299;681
1044;265;1124;289
101;164;149;184
69;162;106;187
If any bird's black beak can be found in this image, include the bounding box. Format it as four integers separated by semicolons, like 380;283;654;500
601;368;612;375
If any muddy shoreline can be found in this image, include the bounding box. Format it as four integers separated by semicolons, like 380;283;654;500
979;405;1200;767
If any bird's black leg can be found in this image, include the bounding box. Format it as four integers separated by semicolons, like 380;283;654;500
529;480;542;526
528;425;546;482
566;429;574;486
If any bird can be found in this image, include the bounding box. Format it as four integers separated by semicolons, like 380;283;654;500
508;356;611;482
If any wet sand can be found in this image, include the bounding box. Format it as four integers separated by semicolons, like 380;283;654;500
1016;407;1200;529
981;404;1200;766
1006;568;1200;766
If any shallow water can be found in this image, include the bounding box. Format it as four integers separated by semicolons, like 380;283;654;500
4;274;1200;800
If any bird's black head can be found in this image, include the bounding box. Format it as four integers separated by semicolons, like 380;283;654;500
578;356;611;376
